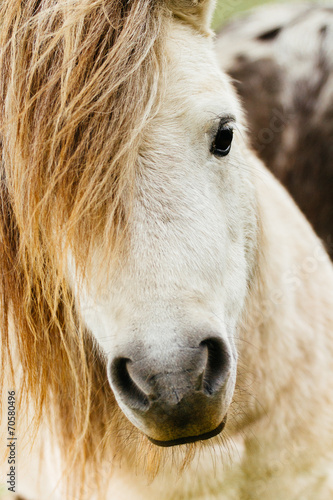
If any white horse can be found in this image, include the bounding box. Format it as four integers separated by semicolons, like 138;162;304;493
0;1;333;499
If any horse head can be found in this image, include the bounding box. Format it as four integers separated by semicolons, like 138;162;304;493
67;0;258;446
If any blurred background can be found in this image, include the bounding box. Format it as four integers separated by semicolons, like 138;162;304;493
213;0;327;29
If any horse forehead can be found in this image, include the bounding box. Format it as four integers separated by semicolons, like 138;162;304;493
164;21;237;108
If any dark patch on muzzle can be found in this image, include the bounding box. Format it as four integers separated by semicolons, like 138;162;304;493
109;336;232;444
147;415;227;447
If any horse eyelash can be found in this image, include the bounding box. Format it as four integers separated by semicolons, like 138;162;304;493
217;115;236;129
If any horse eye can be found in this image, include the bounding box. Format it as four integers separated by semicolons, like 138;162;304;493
211;126;233;157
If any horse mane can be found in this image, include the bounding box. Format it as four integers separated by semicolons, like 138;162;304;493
0;0;171;494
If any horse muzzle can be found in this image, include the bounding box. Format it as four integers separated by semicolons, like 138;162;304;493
108;336;233;446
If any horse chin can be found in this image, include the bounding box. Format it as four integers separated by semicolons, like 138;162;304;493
146;415;227;448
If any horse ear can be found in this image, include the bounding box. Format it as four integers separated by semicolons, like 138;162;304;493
167;0;216;33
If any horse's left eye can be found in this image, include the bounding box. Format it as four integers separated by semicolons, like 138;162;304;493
211;126;233;157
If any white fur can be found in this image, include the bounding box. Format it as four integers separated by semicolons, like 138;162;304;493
2;3;333;499
68;21;258;438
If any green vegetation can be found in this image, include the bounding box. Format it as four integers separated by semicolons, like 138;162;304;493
213;0;275;29
212;0;323;31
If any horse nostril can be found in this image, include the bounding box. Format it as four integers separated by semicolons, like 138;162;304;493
109;357;150;412
108;337;232;444
109;337;231;419
200;337;231;396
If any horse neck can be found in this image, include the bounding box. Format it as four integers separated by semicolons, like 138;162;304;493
234;156;333;430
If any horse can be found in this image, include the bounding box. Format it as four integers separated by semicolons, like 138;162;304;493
0;0;333;499
216;3;333;258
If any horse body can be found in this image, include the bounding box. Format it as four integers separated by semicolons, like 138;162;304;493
1;1;333;499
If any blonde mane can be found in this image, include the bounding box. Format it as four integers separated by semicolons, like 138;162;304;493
0;0;172;494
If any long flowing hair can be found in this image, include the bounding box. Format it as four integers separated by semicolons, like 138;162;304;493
0;0;167;494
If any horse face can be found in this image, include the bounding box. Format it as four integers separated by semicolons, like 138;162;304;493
69;18;258;445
